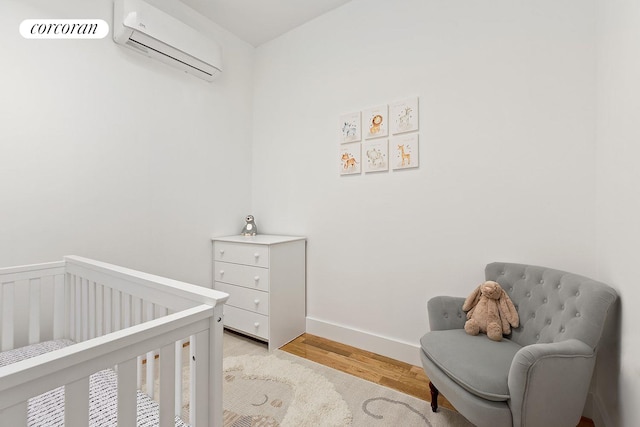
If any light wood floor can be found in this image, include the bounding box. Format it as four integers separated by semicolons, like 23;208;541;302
280;333;594;427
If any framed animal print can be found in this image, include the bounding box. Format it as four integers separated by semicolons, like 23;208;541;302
363;105;388;139
390;97;419;135
339;111;362;143
339;142;361;175
392;134;419;170
363;139;388;173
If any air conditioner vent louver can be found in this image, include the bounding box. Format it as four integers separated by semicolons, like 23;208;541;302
128;38;214;78
126;39;147;53
113;0;222;81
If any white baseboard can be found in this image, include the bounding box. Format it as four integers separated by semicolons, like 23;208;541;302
305;316;422;366
583;392;594;419
591;391;612;427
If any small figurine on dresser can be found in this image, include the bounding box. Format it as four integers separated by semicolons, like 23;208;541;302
240;214;258;236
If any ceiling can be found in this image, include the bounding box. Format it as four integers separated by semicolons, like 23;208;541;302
179;0;353;47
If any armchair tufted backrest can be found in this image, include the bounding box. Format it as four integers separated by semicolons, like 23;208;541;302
485;262;617;349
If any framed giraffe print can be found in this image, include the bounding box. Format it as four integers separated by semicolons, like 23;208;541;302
392;133;419;170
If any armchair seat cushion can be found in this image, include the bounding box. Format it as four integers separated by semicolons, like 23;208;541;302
420;329;522;401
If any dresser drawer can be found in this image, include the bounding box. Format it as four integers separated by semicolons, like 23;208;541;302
214;241;269;267
213;261;269;291
215;282;269;316
223;305;269;340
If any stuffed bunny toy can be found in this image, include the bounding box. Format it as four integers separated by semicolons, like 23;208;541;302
462;280;519;341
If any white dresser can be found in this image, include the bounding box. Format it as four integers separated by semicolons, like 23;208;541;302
212;235;306;350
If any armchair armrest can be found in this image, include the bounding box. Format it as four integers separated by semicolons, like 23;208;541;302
427;296;466;331
508;339;596;427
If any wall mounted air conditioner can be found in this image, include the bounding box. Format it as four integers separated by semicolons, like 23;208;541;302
113;0;222;81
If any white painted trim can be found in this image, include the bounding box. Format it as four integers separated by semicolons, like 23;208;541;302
306;316;421;366
582;391;594;419
591;391;612;427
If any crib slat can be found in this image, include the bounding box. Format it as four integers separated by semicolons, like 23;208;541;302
146;301;155;322
160;343;176;427
123;293;131;328
175;341;183;418
104;287;112;334
69;275;75;341
192;330;209;427
146;349;156;399
74;276;82;342
66;274;73;340
189;335;196;425
39;275;55;341
113;289;121;331
13;280;30;349
118;358;137;427
133;294;142;394
0;401;27;425
156;304;168;319
88;281;96;339
65;376;90;427
96;283;103;337
137;355;143;389
210;305;224;427
28;278;41;345
53;274;65;339
133;297;142;325
1;282;15;351
145;301;155;399
81;278;89;341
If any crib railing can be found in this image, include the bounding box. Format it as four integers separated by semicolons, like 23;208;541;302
0;256;228;427
0;261;65;350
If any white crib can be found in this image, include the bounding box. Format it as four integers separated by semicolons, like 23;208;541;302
0;256;228;427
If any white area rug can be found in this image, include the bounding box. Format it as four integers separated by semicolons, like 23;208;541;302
222;332;474;427
224;354;351;426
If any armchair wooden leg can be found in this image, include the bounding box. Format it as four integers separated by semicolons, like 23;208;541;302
429;381;439;412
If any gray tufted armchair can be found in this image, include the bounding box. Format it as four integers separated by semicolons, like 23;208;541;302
419;262;617;427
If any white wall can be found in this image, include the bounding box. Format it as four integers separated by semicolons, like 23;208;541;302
5;0;633;424
252;0;597;363
595;0;640;425
0;0;254;286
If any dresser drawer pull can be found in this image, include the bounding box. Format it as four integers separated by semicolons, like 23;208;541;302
219;270;225;277
254;299;260;305
219;249;225;255
254;275;260;282
254;322;260;328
